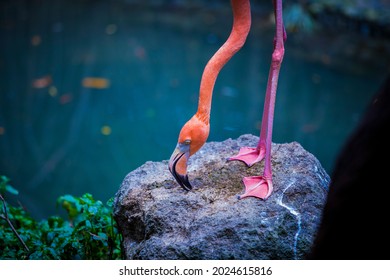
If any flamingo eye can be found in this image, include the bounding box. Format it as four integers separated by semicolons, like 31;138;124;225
183;139;191;145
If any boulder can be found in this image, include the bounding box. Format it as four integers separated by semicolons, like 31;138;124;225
113;134;329;259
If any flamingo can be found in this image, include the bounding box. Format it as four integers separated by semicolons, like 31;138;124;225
169;0;286;200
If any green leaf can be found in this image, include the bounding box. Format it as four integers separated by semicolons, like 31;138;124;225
0;175;10;194
88;206;98;215
98;232;107;240
106;197;114;208
58;195;80;219
47;247;59;259
5;184;19;195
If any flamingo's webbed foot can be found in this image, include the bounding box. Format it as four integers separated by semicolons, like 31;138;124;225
238;176;273;200
228;146;265;167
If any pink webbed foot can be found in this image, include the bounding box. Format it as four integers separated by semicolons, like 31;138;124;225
228;147;265;167
238;176;273;200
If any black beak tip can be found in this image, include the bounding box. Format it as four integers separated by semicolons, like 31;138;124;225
168;151;193;191
169;161;192;192
177;174;192;191
169;169;192;191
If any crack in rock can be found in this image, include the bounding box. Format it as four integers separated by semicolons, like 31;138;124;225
277;179;302;260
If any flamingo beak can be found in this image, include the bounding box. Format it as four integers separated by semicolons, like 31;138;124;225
168;143;192;191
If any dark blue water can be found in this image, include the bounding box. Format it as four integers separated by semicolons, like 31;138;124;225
0;1;387;218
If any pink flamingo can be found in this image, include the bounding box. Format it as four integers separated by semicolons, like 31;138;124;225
169;0;286;200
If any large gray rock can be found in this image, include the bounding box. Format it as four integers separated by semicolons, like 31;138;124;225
113;134;329;260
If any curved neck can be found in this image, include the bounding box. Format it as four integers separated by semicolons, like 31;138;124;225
196;0;251;124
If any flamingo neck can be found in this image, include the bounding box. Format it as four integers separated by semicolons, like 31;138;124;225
196;0;251;125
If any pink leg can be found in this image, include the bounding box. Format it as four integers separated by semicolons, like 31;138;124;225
231;0;286;200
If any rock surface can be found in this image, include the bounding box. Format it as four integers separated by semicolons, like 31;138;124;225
113;134;329;260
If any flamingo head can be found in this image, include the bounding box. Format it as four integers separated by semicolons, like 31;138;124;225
169;115;209;191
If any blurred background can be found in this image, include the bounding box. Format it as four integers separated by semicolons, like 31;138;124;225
1;0;389;219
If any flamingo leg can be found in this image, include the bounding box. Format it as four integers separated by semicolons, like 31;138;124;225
229;0;286;200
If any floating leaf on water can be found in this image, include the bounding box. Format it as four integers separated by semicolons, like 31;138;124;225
59;93;73;105
82;77;110;89
105;24;117;35
31;35;41;46
101;125;112;136
48;86;58;97
32;75;52;89
134;46;146;60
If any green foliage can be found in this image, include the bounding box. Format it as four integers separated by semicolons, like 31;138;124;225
0;175;19;195
0;176;122;260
